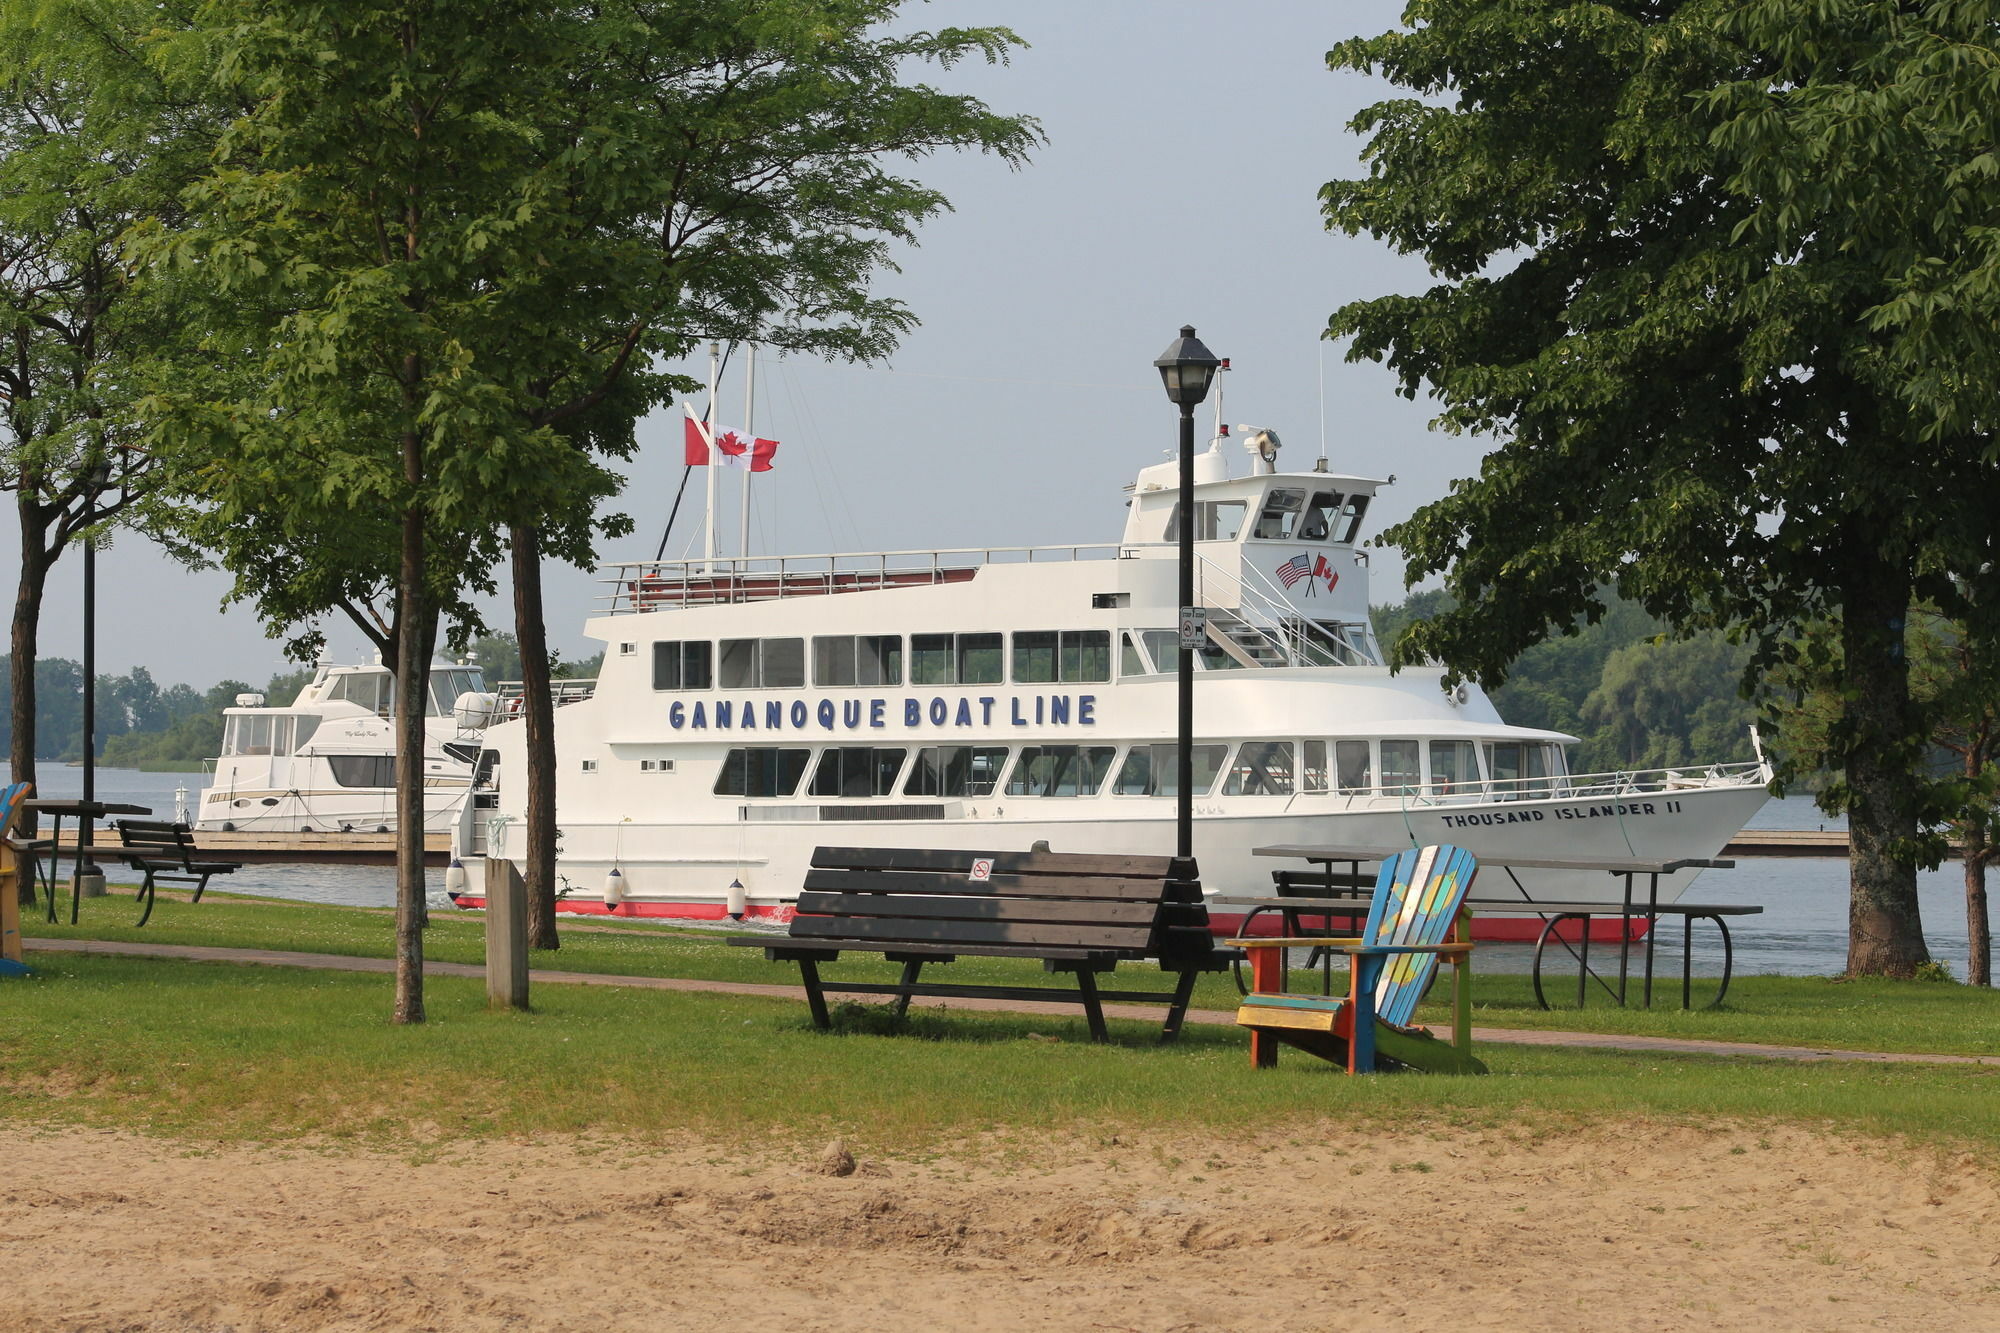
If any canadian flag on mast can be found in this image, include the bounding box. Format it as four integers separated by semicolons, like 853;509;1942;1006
683;403;778;471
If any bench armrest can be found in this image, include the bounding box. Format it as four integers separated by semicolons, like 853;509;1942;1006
1223;936;1365;949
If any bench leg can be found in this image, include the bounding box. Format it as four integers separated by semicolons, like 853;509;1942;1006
1158;968;1199;1044
891;959;922;1018
1074;968;1110;1043
191;873;212;905
796;958;832;1030
135;872;158;928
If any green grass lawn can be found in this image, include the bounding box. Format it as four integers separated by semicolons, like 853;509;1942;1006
3;951;1997;1153
23;886;2000;1056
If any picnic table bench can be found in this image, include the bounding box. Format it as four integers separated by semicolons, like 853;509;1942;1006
112;820;243;926
729;846;1231;1042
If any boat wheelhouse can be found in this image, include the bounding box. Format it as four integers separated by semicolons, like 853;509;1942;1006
197;660;489;834
456;432;1769;927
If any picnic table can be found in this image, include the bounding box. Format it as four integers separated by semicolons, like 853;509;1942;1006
23;799;152;924
1243;843;1758;1011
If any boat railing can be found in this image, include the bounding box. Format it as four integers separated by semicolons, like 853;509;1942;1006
1383;759;1770;807
599;544;1131;612
495;679;599;708
1196;557;1376;668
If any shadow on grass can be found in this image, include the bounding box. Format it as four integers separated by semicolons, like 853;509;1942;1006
796;1000;1240;1052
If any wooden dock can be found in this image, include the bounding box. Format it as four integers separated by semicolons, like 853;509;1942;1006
45;830;449;866
1722;829;1849;857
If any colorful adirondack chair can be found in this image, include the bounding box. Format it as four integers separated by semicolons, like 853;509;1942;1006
1231;844;1485;1074
0;781;32;974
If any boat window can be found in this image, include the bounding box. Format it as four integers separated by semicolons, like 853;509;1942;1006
652;641;713;691
718;637;803;689
1223;741;1296;796
1380;740;1420;795
1251;488;1307;540
812;635;903;688
1137;628;1244;673
808;746;907;798
903;746;1009;798
1299;491;1342;542
1335;494;1370;544
1112;743;1227;797
328;755;396;788
1301;740;1327;793
1005;745;1117;797
713;747;810;798
1163;499;1247;542
474;749;500;789
329;671;391;715
1488;741;1524;798
1121;632;1150;677
1336;740;1373;793
228;715;274;756
1429;740;1479;795
910;633;1003;685
1012;630;1111;684
293;714;320;749
1540;743;1568;779
427;668;482;717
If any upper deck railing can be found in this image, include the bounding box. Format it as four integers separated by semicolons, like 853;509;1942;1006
599;544;1131;613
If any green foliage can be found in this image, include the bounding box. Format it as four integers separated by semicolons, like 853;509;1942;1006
1325;1;2000;973
465;632;600;685
1373;589;1758;773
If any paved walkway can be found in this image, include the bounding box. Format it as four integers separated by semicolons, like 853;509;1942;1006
25;937;2000;1067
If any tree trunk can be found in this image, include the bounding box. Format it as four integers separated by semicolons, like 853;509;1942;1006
1841;550;1930;977
392;461;429;1025
510;522;560;951
11;495;49;894
1967;847;1992;987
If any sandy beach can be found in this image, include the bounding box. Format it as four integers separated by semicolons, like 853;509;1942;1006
3;1121;1995;1331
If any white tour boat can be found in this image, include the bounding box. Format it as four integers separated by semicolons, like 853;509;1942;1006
452;425;1771;935
197;659;495;834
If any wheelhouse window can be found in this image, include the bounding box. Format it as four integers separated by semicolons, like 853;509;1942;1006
1250;487;1308;540
1164;499;1247;542
1112;743;1227;797
904;746;1009;798
1222;741;1296;796
1301;740;1328;793
1005;745;1116;797
1120;632;1150;676
1429;740;1480;795
808;747;907;798
427;667;484;717
328;755;396;787
1299;491;1342;542
328;671;391;715
910;632;1003;685
713;747;810;797
1012;630;1111;684
812;635;902;687
1334;494;1370;544
718;637;804;689
652;640;713;691
1380;740;1420;795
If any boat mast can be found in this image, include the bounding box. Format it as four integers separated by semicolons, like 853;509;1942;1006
702;341;720;572
740;345;756;559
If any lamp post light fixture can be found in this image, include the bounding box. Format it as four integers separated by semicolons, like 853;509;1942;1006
1153;325;1221;862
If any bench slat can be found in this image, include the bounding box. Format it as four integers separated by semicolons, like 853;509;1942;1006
787;914;1155;952
803;867;1168;902
812;846;1190;880
796;890;1161;927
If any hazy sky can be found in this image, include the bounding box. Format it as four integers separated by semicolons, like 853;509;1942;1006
21;0;1488;691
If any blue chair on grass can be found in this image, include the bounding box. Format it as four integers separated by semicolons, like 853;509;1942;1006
1231;844;1485;1074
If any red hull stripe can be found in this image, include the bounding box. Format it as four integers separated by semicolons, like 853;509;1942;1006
446;896;1645;943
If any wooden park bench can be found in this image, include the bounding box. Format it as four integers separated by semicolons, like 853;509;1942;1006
729;846;1231;1042
112;820;243;926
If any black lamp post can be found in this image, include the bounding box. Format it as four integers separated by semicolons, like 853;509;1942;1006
75;460;112;907
1153;325;1220;862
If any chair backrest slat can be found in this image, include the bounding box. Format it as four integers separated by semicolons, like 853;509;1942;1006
1359;844;1477;1028
0;782;29;837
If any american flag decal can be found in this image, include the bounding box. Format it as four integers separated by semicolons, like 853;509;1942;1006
1275;554;1313;588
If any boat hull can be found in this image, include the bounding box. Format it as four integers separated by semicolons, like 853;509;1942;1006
456;779;1765;943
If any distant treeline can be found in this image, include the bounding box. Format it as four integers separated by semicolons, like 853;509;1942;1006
1372;590;1762;775
2;634;600;768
